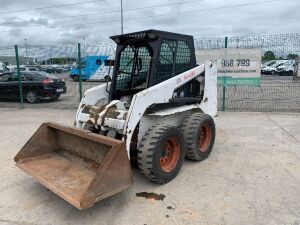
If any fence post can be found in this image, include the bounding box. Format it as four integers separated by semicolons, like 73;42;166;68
222;37;228;111
15;45;24;109
293;56;299;80
78;43;83;101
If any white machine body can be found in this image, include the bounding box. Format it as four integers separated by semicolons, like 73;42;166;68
75;62;217;157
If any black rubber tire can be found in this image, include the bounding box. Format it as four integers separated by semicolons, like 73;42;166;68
25;90;39;103
138;125;185;184
73;75;79;82
181;113;216;161
104;75;112;82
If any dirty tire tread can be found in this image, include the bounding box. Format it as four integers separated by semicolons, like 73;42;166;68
138;125;185;184
181;113;216;161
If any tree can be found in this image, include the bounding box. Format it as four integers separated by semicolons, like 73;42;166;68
262;51;276;61
287;54;299;60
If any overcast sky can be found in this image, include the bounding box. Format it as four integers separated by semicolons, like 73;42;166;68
0;0;299;46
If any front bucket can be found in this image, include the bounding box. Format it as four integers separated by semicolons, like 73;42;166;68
14;122;132;209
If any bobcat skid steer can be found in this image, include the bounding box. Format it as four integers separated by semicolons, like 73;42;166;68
14;30;217;209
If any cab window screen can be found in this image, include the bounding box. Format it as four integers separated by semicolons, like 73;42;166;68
156;40;176;84
115;45;151;91
175;41;191;74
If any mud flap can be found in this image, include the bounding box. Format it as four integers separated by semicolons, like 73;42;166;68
14;122;132;209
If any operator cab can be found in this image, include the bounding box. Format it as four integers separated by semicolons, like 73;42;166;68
110;30;200;102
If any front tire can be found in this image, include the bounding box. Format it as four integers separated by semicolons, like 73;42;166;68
104;75;112;82
73;75;79;82
181;113;216;161
138;125;185;184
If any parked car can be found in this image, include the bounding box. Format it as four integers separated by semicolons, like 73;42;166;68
47;66;63;74
63;65;73;72
41;65;63;74
276;60;296;76
261;60;276;69
7;65;16;72
261;60;287;75
0;62;10;73
13;66;41;72
0;72;66;103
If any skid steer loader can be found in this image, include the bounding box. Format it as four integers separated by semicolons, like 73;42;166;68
15;30;217;209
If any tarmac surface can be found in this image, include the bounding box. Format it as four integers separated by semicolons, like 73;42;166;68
0;108;299;225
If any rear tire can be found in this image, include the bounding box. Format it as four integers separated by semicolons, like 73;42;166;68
25;90;39;103
181;113;215;161
138;125;185;184
104;75;112;82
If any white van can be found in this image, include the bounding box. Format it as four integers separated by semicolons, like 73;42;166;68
276;60;296;76
262;60;287;75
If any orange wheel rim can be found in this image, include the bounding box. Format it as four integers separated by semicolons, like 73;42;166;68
198;123;212;152
160;138;180;172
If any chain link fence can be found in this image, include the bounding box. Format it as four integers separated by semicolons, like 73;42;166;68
195;33;300;112
0;33;299;112
0;42;115;109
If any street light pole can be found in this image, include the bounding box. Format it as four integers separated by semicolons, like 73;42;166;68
24;38;28;64
121;0;123;34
